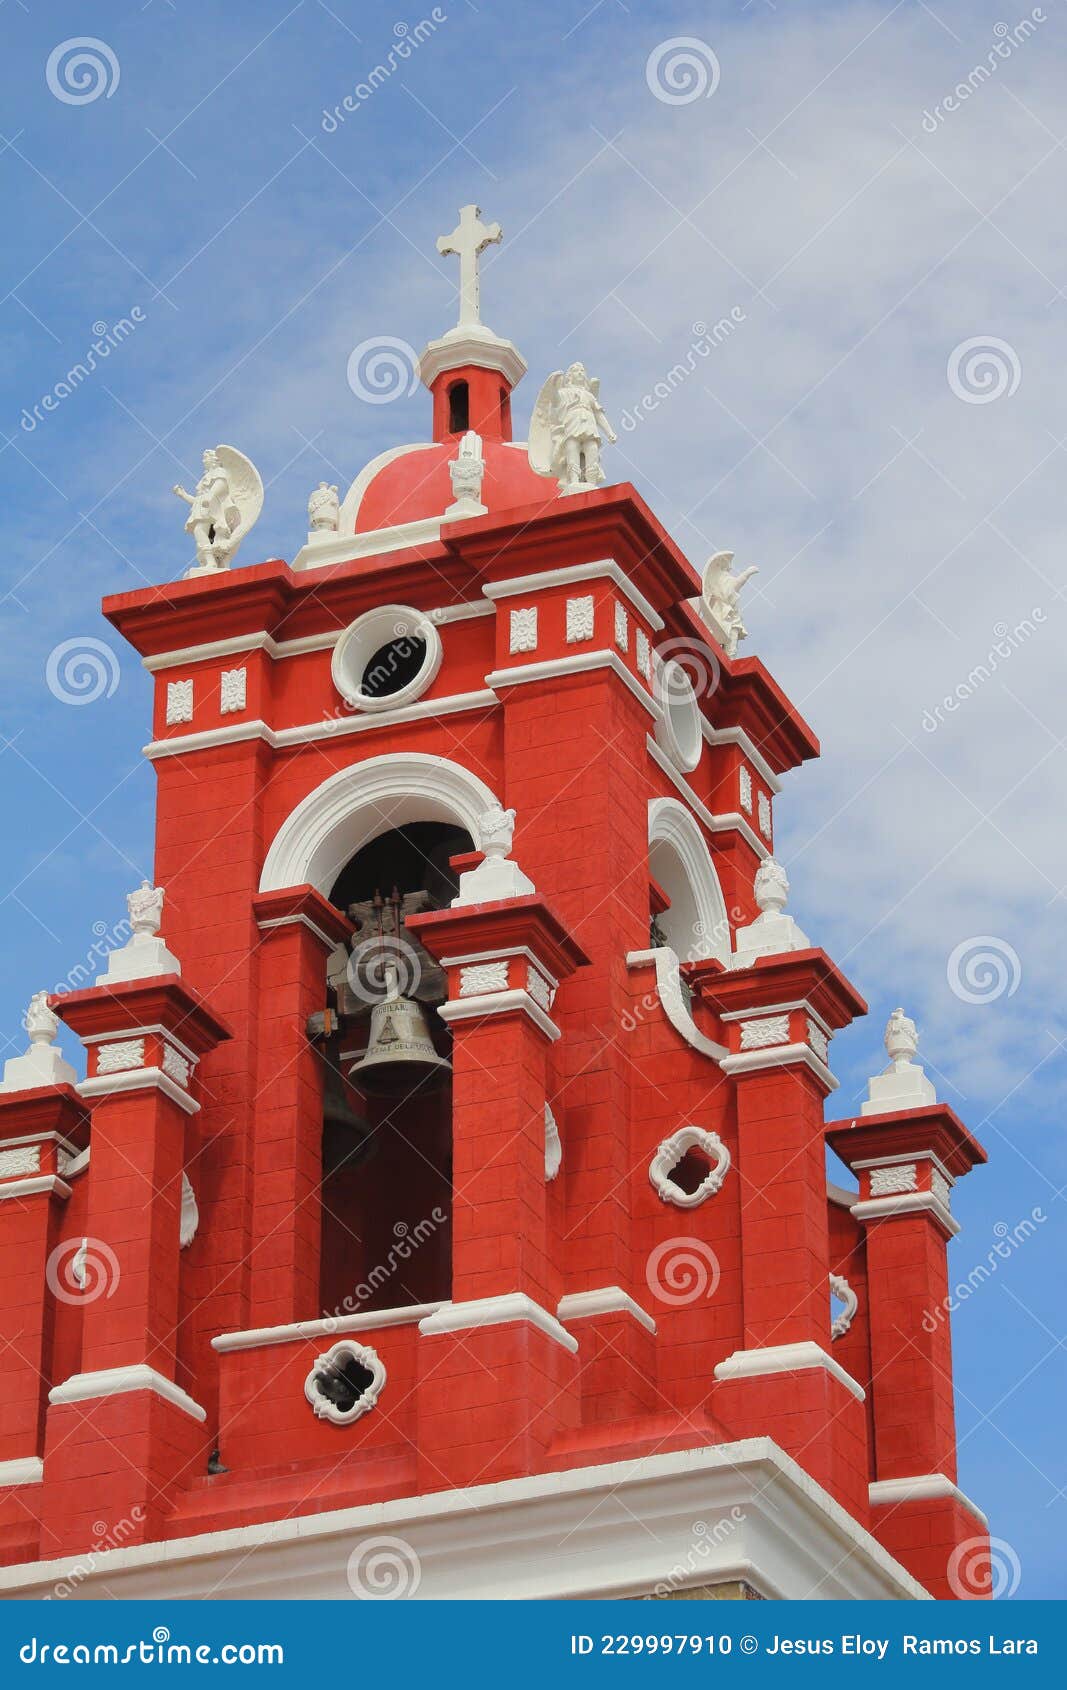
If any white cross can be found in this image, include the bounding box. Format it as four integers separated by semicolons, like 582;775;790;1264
436;204;502;329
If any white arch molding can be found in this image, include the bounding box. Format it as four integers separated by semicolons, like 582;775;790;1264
259;752;502;896
648;796;731;967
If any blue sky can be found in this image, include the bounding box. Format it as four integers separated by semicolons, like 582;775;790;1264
1;0;1064;1597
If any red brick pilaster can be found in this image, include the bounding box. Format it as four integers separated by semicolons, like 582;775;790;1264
408;893;588;1486
0;1090;88;1480
249;885;354;1328
827;1106;989;1596
38;977;229;1557
693;950;869;1512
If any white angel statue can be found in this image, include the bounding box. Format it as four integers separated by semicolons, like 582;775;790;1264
528;363;617;494
173;446;263;575
700;550;758;658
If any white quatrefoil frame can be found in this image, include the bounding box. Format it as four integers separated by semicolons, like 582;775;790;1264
303;1340;386;1427
649;1125;731;1209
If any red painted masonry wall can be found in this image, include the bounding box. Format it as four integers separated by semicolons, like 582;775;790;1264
0;397;989;1595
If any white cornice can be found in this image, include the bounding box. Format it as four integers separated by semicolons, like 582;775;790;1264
719;999;833;1041
143;689;499;760
255;913;346;953
276;690;497;748
715;1341;865;1403
557;1286;657;1334
293;513;447;572
79;1022;200;1071
78;1066;199;1116
438;945;559;991
437;988;559;1043
720;1042;838;1092
142;604;494;674
418;329;527;389
482;560;665;632
827;1179;859;1210
144;718;272;758
0;1438;929;1601
212;1301;444;1354
0;1456;43;1486
48;1364;206;1423
0;1175;71;1203
852;1149;955;1187
851;1191;958;1239
487;650;657;718
419;1293;577;1354
869;1474;987;1527
143;632;276;672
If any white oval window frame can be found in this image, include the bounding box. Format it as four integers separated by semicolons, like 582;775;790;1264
331;603;443;713
653;658;703;773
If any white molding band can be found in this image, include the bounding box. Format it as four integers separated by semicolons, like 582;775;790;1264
438;945;559;992
255;913;344;953
557;1287;657;1334
294;513;448;571
869;1474;988;1527
647;737;770;861
0;1456;43;1487
79;1022;200;1072
851;1191;958;1238
719;998;833;1042
827;1179;859;1210
714;1342;866;1404
0;1439;929;1601
0;1175;71;1204
438;988;559;1043
48;1365;207;1424
78;1067;199;1116
141;605;495;674
419;1293;578;1354
212;1301;444;1354
720;1042;838;1092
144;689;499;760
701;721;783;795
487;649;658;720
483;560;665;632
626;948;728;1062
852;1149;955;1187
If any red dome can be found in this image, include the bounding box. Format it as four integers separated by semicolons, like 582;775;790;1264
350;438;556;534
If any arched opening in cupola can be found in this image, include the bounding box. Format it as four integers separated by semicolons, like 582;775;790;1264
315;820;472;1320
447;379;470;433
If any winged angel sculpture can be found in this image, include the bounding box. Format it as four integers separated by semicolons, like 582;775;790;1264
528;363;617;495
700;549;758;658
173;446;264;576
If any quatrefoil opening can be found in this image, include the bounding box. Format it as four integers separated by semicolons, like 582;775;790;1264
649;1126;731;1209
304;1340;386;1426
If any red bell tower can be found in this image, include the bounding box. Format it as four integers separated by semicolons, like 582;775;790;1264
0;207;989;1602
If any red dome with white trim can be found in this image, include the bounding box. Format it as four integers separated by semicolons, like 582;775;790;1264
350;437;554;533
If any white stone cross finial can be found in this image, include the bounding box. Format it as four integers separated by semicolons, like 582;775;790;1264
436;204;502;329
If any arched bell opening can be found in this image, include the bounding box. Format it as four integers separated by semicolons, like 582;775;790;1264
314;820;472;1319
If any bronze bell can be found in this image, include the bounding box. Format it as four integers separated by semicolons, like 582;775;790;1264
348;962;451;1097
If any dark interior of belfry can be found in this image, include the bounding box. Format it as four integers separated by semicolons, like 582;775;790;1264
316;819;475;1317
